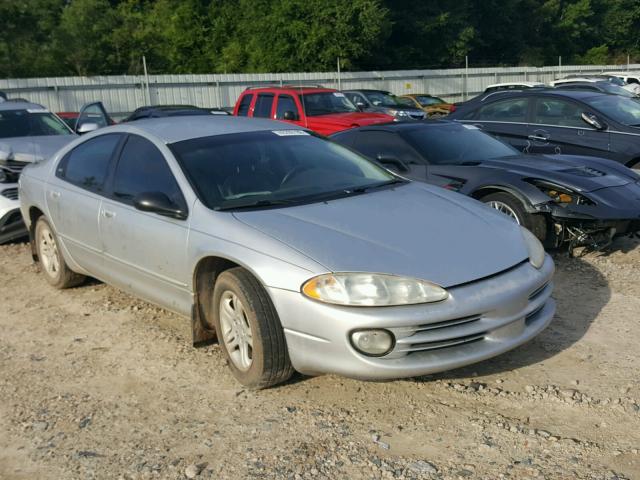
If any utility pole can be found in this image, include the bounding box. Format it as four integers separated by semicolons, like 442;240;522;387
142;55;151;105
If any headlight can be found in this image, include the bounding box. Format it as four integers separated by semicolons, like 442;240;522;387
302;273;448;306
527;179;595;206
521;227;545;269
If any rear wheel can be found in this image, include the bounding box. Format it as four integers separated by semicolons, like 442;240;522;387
212;267;293;389
481;192;547;242
35;217;85;288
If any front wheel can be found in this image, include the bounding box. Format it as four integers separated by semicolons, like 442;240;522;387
212;267;293;389
481;192;547;242
34;217;85;288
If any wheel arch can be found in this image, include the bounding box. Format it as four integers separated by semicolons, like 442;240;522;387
470;185;537;212
27;206;45;262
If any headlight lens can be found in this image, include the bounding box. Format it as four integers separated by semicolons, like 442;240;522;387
527;179;595;206
521;227;545;269
302;273;448;306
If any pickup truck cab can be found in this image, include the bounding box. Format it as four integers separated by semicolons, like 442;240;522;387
233;86;394;135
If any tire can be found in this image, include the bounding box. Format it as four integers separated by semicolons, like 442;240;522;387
34;217;85;289
481;192;547;242
212;267;293;389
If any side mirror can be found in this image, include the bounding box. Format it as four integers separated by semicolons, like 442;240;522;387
581;112;607;130
283;110;298;121
76;122;99;134
376;154;409;172
133;192;187;220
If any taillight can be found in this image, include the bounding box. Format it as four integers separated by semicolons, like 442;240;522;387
449;105;456;113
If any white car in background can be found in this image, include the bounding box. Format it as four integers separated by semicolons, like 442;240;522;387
0;101;82;243
604;71;640;95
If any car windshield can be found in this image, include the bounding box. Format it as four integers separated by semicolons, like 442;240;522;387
363;91;400;107
300;92;358;116
170;130;399;210
598;83;635;97
0;109;72;138
583;95;640;126
416;96;445;106
402;124;519;165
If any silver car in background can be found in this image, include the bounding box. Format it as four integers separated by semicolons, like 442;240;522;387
19;116;555;388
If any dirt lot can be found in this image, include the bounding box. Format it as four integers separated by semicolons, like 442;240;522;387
0;239;639;480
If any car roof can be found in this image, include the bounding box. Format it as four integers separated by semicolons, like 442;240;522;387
95;115;307;144
480;89;605;101
486;81;545;88
345;89;391;94
0;101;47;111
243;86;336;94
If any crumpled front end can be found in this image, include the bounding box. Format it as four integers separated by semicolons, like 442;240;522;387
0;183;26;243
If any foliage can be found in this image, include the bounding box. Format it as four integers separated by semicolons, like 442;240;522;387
1;0;640;77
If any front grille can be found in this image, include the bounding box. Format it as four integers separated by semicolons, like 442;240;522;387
1;188;18;200
399;332;486;353
414;314;481;332
1;160;29;174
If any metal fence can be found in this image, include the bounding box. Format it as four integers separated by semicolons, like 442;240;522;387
2;64;640;118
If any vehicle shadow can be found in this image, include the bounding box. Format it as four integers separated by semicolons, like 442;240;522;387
409;254;610;382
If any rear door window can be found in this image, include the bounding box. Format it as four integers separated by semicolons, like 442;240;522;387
57;134;122;192
475;98;529;122
254;94;274;118
236;94;253;116
532;98;585;127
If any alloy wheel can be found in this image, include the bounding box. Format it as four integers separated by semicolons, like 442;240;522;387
39;224;60;278
487;200;521;224
219;291;254;371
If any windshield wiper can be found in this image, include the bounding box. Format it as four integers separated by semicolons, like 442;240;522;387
214;199;295;211
345;178;408;194
459;161;481;166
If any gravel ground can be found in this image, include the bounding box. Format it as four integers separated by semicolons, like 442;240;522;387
0;238;639;480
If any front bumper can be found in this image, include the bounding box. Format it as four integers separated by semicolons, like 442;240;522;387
269;256;555;380
0;184;27;243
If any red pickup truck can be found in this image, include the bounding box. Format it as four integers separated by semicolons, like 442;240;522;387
232;86;394;135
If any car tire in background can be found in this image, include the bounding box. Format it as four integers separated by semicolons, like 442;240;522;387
35;217;85;289
212;267;294;389
481;192;547;242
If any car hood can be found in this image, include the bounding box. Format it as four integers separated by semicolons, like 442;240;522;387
0;135;77;163
233;183;529;288
307;112;394;128
482;154;637;192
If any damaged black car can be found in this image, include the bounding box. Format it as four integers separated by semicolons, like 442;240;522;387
331;121;640;253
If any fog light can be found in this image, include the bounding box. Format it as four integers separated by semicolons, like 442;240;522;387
351;329;395;356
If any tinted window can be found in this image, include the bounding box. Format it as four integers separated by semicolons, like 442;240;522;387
254;94;274;118
583;95;640;126
237;94;253;116
475;98;528;122
402;124;518;165
170;131;395;211
0;110;72;138
353;131;424;164
533;98;585;127
301;92;358;116
58;134;121;191
275;95;299;119
112;135;184;207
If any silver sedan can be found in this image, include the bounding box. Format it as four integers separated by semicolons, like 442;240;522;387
19;116;555;388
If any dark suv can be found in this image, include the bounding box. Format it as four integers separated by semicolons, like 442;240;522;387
449;90;640;169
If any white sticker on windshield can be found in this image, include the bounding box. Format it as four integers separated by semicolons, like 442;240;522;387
462;124;479;130
26;109;48;113
272;130;309;136
333;92;345;97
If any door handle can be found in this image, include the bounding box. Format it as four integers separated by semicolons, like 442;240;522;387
102;209;115;219
528;134;549;142
49;190;60;199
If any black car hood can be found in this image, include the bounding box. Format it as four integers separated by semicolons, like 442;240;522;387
479;154;637;192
